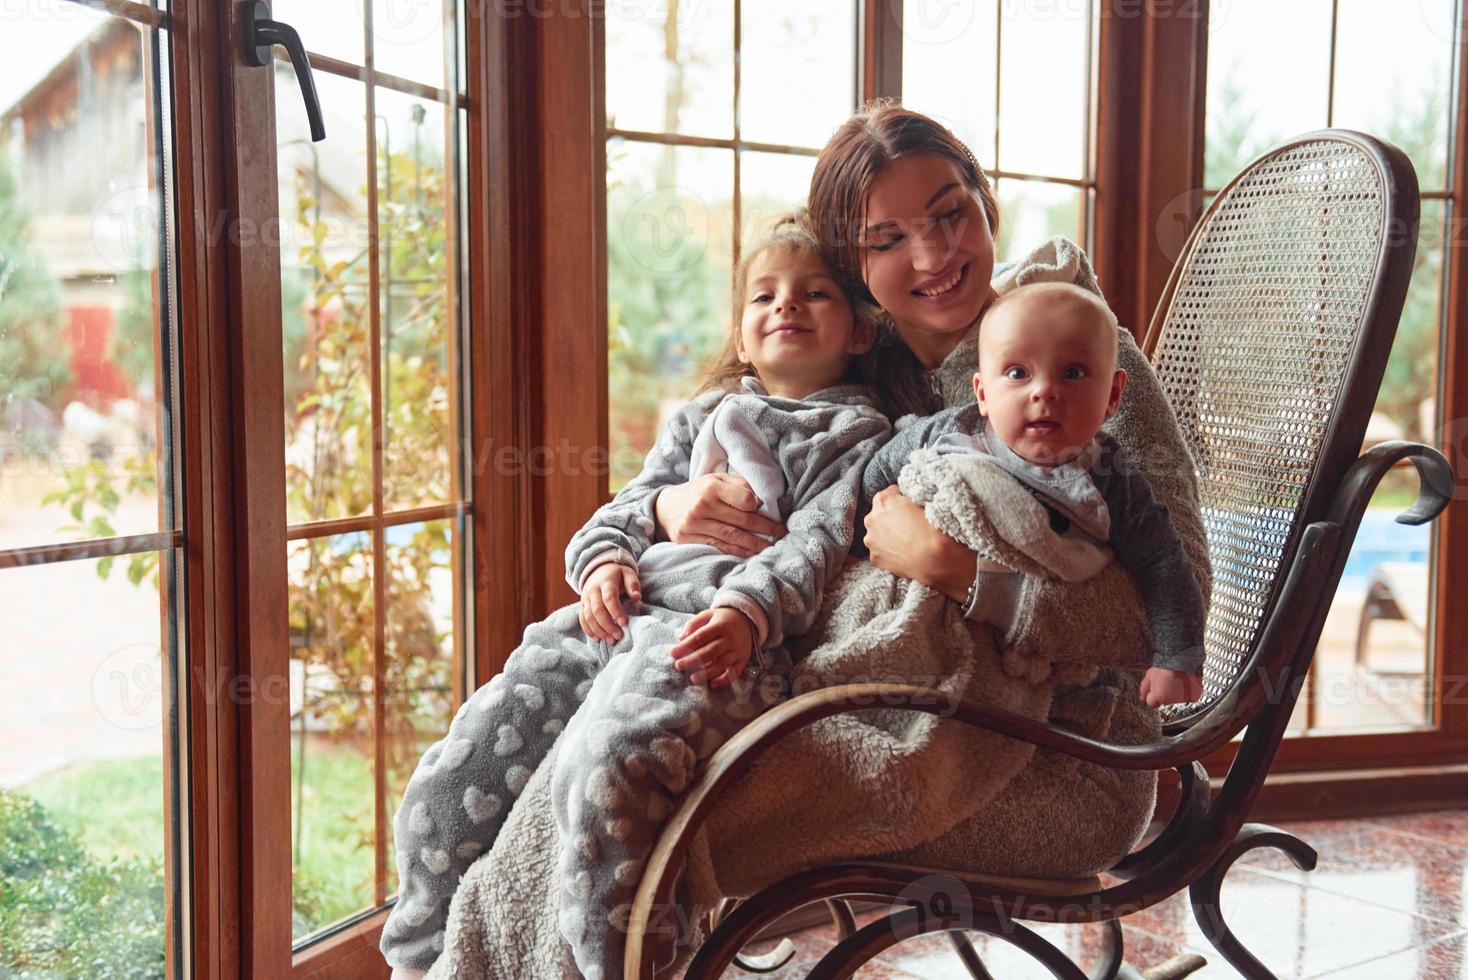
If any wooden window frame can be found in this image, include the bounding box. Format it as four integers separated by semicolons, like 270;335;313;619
149;0;538;975
74;1;1457;976
1092;3;1468;789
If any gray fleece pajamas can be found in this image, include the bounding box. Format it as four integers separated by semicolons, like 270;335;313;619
860;403;1207;675
380;376;891;977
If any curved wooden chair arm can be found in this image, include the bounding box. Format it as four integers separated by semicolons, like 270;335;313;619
1110;761;1211;879
1325;440;1452;529
1161;441;1449;738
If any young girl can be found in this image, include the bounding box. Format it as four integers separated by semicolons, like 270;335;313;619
381;215;891;979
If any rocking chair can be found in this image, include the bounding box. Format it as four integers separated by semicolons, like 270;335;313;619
625;130;1455;979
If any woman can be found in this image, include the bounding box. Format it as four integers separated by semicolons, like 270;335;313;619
416;104;1214;980
653;100;1212;877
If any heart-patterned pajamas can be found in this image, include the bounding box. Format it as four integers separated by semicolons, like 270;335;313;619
379;601;790;975
380;379;890;975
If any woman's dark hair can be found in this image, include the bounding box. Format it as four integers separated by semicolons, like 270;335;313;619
807;99;1001;419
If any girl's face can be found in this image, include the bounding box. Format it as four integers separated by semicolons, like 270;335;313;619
859;152;996;369
738;246;873;399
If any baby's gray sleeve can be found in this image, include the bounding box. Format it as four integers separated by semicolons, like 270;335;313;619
1105;463;1208;675
563;393;718;592
854;409;965;554
712;408;892;649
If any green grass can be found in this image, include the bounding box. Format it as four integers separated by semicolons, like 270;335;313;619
290;736;378;937
19;737;383;941
25;754;167;865
1367;490;1419;511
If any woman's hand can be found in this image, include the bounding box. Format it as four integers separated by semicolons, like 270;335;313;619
864;486;1007;602
653;473;786;558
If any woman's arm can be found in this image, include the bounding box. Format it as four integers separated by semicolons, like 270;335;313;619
863;487;976;602
863;487;1019;624
652;473;788;558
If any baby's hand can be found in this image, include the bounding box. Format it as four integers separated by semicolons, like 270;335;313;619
1139;667;1204;708
389;968;428;980
668;608;753;688
579;563;641;642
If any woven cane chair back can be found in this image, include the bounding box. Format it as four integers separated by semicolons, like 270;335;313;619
1146;132;1417;717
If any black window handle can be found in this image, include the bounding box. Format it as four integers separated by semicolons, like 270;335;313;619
241;1;326;142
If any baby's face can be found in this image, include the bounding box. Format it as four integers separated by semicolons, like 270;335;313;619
973;291;1126;465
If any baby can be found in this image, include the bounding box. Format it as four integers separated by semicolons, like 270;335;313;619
861;282;1206;707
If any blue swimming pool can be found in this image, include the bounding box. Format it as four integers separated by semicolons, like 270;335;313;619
1204;506;1429;600
1339;508;1431;594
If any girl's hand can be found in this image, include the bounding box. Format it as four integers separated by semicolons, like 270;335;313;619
1139;667;1204;708
579;563;641;642
653;473;786;558
668;608;753;688
864;487;1006;602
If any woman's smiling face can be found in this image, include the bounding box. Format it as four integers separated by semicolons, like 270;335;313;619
859;152;996;368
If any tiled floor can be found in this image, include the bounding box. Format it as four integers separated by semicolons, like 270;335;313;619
725;807;1468;979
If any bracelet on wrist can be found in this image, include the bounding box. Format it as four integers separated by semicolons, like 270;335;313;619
959;579;981;619
724;606;768;676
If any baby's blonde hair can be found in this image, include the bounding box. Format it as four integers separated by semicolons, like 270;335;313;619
980;282;1120;369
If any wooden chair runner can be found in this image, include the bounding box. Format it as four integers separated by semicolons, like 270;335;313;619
625;131;1455;980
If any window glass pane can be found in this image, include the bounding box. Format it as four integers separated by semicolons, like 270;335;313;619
1204;0;1332;190
383;518;459;897
739;1;854;149
376;88;456;511
278;70;374;524
272;0;366;66
1;8;184;976
606;140;733;490
1332;0;1455;191
995;179;1082;265
1;551;172;976
1;14;167;552
371;0;446;89
901;0;998;170
290;531;377;939
606;0;734;139
1308;199;1443;733
739;151;817;251
996;0;1088;179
